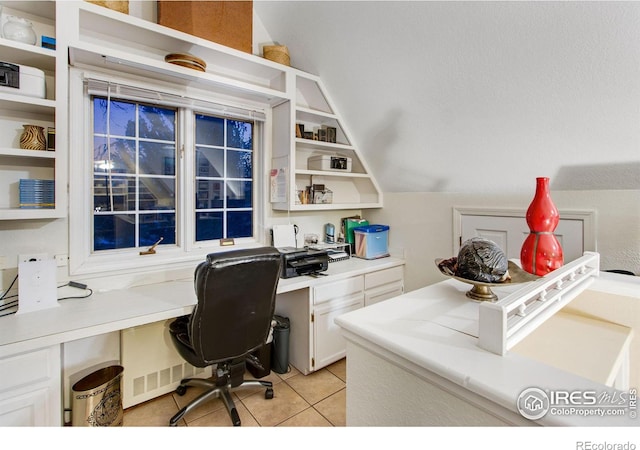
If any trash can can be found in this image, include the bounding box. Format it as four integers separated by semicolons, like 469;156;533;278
72;365;124;426
271;315;290;374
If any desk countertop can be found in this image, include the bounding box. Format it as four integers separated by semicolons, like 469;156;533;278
335;272;638;426
0;256;404;357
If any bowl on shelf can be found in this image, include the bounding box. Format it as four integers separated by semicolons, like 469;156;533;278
164;53;206;72
435;258;539;302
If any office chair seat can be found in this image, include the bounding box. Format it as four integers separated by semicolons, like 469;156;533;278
168;247;282;426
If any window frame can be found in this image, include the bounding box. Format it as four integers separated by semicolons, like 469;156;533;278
68;68;269;277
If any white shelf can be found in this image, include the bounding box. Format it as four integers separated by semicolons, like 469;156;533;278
69;2;290;106
0;38;56;71
69;44;288;106
0;0;64;221
0;93;56;115
295;138;354;153
0;147;55;159
0;207;64;221
295;169;371;179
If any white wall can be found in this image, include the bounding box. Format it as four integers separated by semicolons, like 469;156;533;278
255;1;640;194
368;190;640;292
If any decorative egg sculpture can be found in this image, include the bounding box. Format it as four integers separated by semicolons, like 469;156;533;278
455;237;509;283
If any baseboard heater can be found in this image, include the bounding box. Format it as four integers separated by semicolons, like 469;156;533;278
121;320;211;409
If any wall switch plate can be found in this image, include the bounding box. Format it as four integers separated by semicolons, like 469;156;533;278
55;254;69;267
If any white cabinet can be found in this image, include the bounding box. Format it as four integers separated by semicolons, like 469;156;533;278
0;1;66;220
313;276;365;370
275;264;403;375
0;345;62;426
271;73;383;211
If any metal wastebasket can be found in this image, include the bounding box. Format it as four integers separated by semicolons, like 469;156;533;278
72;365;124;426
271;315;290;374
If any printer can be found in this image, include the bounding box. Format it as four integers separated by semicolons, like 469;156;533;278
278;247;329;278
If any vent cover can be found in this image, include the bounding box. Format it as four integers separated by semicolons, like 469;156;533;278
121;320;211;408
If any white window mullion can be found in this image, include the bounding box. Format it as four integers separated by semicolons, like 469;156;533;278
182;108;195;252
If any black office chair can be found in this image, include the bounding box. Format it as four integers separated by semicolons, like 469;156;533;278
168;247;282;426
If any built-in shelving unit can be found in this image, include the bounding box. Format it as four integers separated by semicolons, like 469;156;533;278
0;0;64;220
271;73;382;211
67;2;290;106
0;0;382;220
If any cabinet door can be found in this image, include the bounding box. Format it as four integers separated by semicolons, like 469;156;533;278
0;388;49;426
0;345;62;426
314;294;364;370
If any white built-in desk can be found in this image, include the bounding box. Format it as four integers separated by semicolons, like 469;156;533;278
0;256;405;426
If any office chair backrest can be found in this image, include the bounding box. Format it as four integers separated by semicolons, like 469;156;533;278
190;247;282;364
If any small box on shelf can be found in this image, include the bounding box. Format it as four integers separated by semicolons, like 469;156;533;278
47;127;55;151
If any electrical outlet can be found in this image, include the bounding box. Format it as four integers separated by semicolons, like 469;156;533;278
55;254;69;267
18;253;48;264
0;256;6;269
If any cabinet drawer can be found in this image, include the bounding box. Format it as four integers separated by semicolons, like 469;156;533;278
0;347;58;394
313;275;364;305
365;281;404;307
365;266;404;290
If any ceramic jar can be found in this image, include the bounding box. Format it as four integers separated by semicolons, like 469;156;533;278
3;15;37;45
520;177;564;275
20;124;46;150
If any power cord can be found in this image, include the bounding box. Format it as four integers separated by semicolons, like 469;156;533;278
0;276;93;317
57;281;93;301
0;274;19;318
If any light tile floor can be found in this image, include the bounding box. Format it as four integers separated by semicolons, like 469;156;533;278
123;358;346;427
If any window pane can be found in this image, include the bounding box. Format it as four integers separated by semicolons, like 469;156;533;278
196;212;223;241
196;180;223;209
227;180;252;208
227;120;253;149
196;147;224;177
196;115;224;146
140;213;175;246
139;105;175;141
227;211;252;238
139;177;175;210
227;149;252;179
93;176;133;212
139;142;175;176
94;214;135;250
94;98;136;137
94;137;136;174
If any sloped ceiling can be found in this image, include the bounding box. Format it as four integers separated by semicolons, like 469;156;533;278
254;1;640;193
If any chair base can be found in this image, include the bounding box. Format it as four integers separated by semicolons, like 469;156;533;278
169;377;274;426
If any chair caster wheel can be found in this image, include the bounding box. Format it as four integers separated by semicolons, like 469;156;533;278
265;388;274;399
175;385;187;396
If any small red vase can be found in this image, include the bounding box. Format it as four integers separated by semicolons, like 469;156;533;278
520;177;564;275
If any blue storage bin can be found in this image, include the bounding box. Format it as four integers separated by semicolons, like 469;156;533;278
353;224;390;259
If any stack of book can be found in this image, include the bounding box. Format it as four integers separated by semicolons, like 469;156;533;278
19;179;55;209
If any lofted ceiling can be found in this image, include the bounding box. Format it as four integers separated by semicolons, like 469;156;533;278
254;1;640;194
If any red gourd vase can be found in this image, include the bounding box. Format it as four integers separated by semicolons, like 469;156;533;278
520;177;564;275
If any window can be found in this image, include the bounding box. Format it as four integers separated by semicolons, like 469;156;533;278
194;114;254;241
68;70;267;276
93;97;178;250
